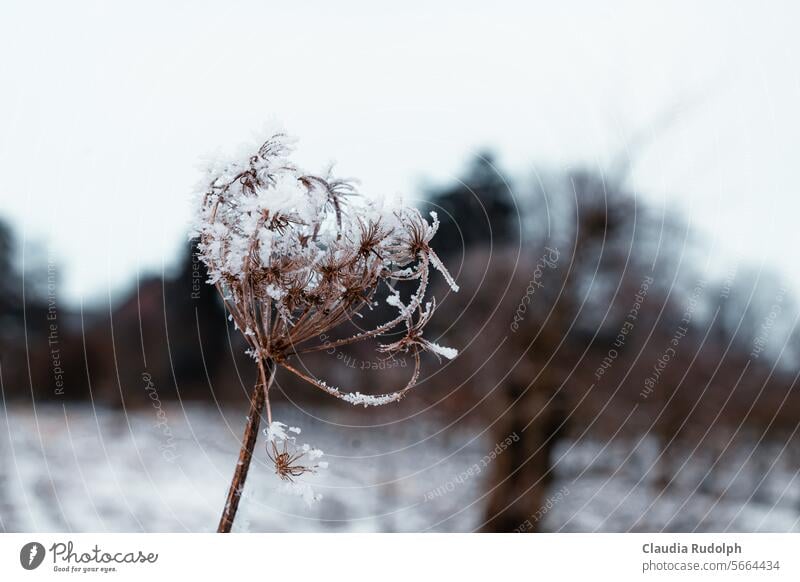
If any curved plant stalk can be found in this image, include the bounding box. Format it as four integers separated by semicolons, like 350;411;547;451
217;358;275;533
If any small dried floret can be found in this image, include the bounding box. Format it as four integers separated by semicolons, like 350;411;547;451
264;421;326;504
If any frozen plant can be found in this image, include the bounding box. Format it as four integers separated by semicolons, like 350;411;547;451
265;421;327;505
193;128;458;532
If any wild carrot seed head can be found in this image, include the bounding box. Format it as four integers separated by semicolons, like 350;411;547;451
194;128;459;409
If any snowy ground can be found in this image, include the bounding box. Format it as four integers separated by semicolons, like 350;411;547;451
0;404;798;532
545;438;800;532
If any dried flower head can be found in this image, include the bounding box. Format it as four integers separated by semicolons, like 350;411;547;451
193;128;458;411
197;128;458;523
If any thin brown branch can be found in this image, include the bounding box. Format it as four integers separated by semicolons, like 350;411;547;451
217;358;275;533
280;351;420;406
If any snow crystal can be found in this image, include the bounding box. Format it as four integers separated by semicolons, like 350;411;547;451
425;341;459;360
264;421;290;443
340;391;400;407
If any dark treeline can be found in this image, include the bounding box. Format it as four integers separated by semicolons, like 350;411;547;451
1;153;798;531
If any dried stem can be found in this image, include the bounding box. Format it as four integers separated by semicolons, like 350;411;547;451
217;358;275;533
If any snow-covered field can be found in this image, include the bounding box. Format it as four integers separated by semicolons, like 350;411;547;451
0;404;798;532
546;438;800;533
0;404;485;532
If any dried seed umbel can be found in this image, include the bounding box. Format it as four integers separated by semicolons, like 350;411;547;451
194;128;458;530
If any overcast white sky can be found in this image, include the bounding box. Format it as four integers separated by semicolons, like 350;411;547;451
1;1;798;304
